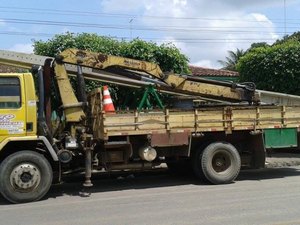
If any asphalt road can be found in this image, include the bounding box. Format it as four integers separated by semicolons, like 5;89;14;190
2;167;300;225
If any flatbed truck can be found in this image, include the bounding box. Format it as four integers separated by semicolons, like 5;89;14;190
0;49;299;203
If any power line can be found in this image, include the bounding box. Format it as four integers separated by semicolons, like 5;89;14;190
0;17;292;35
0;30;284;43
0;6;299;24
0;31;52;37
0;6;294;46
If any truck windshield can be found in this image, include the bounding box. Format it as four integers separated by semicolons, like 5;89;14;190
0;77;21;108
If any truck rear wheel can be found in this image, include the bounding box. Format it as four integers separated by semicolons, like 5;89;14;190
0;151;53;203
193;142;241;184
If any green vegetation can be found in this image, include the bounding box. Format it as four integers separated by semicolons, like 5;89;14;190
33;32;190;108
34;32;189;73
237;39;300;95
218;48;245;71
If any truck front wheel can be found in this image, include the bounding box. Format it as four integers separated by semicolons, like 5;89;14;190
0;151;53;203
193;142;241;184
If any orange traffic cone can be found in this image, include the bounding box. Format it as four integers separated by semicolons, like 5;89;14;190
103;85;115;112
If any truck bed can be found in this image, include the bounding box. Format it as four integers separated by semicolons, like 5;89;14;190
90;93;300;140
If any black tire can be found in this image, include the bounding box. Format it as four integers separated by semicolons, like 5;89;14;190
0;151;53;203
193;142;241;184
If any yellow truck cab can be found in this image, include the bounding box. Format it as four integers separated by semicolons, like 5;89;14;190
0;73;58;203
0;73;37;143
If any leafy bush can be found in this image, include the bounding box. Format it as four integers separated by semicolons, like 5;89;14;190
237;40;300;95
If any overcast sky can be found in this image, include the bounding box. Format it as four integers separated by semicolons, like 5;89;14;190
0;0;299;68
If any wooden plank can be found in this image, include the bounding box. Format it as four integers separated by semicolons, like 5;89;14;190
90;104;300;139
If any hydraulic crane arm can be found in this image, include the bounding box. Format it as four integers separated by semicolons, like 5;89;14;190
0;49;259;103
0;47;259;119
58;48;259;103
58;48;165;79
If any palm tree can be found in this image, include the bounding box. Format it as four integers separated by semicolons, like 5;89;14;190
218;48;245;71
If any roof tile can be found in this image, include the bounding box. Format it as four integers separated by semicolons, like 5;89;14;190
189;65;239;77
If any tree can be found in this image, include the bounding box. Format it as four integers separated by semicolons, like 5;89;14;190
248;42;269;51
218;48;245;71
33;32;190;109
237;40;300;95
33;32;189;73
274;31;300;45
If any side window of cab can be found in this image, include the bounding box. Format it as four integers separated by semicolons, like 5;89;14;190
0;77;21;109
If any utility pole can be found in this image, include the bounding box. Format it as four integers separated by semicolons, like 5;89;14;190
129;19;133;40
284;0;287;35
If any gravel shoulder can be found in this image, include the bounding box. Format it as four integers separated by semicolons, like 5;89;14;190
266;153;300;168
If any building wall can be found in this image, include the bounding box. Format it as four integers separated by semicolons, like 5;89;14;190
0;64;28;73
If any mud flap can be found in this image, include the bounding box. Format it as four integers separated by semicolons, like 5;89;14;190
250;133;266;168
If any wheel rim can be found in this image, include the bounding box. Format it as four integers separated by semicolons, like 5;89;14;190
212;150;231;173
10;163;41;192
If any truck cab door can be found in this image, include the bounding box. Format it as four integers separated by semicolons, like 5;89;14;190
0;75;26;142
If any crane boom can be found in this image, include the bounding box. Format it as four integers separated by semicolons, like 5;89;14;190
58;48;259;103
0;48;259;103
